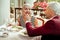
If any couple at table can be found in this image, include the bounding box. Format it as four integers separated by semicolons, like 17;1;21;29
18;3;44;28
18;2;60;40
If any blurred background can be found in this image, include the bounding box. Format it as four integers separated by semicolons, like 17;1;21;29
0;0;60;25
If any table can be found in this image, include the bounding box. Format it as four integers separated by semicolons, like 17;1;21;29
0;31;41;40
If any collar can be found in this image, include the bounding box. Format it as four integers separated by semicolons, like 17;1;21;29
49;15;57;20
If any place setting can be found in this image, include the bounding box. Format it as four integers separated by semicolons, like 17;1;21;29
18;28;28;37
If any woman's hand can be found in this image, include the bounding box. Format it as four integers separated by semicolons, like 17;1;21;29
26;14;31;21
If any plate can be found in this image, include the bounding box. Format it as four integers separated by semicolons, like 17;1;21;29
0;32;8;37
19;28;28;36
7;26;23;32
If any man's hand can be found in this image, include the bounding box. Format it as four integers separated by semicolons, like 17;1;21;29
37;17;44;25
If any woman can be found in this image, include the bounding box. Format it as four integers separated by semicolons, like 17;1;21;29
26;2;60;40
18;4;39;27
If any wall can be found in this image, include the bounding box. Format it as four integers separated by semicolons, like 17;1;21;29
25;0;36;7
0;0;10;25
14;0;18;8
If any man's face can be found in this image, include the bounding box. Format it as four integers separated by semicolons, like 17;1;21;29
44;7;55;19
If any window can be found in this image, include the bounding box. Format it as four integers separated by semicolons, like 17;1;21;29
48;0;60;2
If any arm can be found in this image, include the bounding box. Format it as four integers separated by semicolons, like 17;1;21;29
26;20;55;37
17;17;21;26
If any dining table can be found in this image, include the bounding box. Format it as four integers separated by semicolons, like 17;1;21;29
0;25;42;40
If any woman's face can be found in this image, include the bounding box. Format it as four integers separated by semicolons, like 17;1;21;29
22;6;31;16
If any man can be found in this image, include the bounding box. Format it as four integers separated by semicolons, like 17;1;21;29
26;2;60;40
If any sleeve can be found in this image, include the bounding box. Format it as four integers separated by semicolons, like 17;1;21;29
26;20;55;37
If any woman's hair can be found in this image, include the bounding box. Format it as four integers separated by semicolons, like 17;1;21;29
48;2;60;15
23;3;31;8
